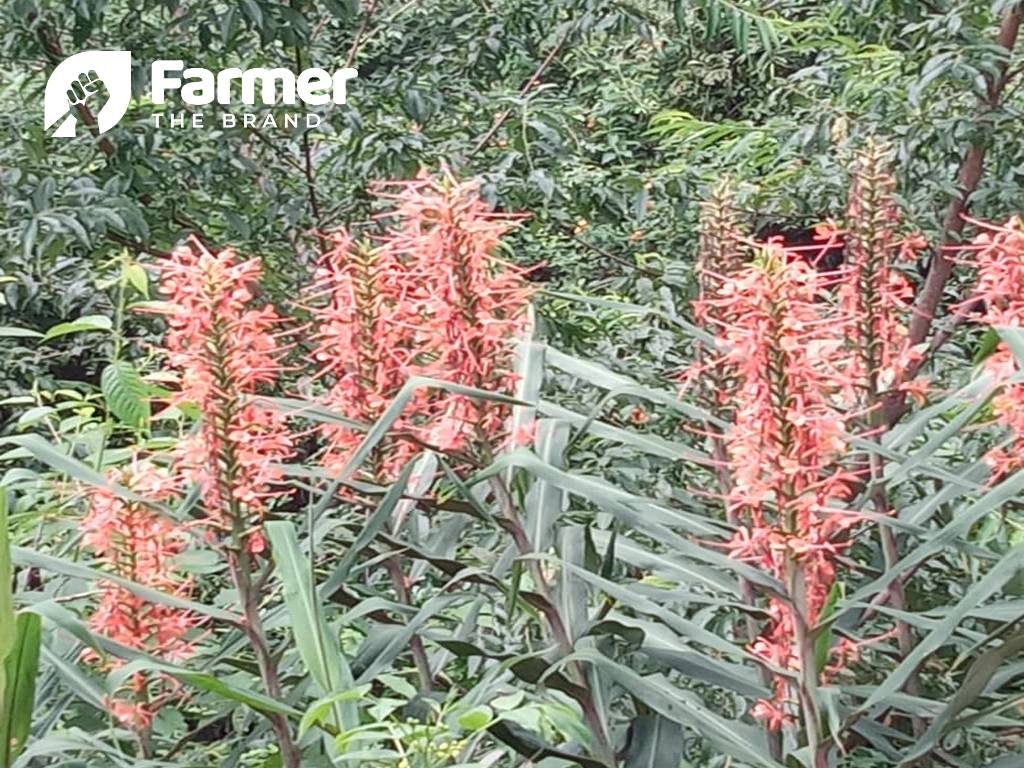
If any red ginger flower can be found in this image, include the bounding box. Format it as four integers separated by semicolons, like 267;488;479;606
686;179;748;411
81;458;201;730
838;143;924;409
150;237;293;548
310;174;532;477
308;231;429;480
374;170;533;458
699;246;858;728
970;216;1024;477
692;155;930;732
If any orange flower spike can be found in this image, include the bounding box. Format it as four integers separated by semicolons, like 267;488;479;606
308;231;429;481
151;237;293;544
375;171;533;457
971;216;1024;478
839;143;923;407
81;458;201;730
706;248;854;729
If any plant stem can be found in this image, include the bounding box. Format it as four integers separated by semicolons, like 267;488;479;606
204;311;301;768
708;428;783;761
869;456;926;737
789;561;825;768
383;555;434;692
488;476;617;767
228;550;302;768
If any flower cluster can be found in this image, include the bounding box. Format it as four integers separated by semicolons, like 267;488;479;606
308;231;428;479
695;179;747;301
74;173;531;746
379;171;532;456
837;143;926;410
310;171;532;477
81;459;200;730
692;148;937;729
701;246;858;728
689;179;747;411
152;237;293;551
970;216;1024;477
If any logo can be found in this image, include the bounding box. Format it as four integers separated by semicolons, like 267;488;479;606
44;50;132;137
45;50;358;136
151;61;358;107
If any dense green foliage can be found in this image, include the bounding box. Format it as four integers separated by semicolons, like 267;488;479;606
2;1;1024;767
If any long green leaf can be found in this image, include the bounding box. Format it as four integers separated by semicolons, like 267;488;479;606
1;613;41;767
324;461;417;588
544;557;762;666
0;492;12;707
337;375;524;482
109;658;302;720
545;347;724;427
570;647;783;768
265;521;358;732
539;399;711;464
11;546;241;624
900;627;1024;763
837;472;1024;623
624;714;684;768
526;419;571;553
859;544;1024;713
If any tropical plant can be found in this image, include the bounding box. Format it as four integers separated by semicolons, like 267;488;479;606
4;1;1024;767
2;147;1024;767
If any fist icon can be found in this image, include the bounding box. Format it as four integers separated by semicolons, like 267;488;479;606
66;70;108;110
44;50;131;138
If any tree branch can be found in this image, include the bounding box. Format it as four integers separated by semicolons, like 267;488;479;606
468;25;573;158
905;7;1023;350
884;5;1022;426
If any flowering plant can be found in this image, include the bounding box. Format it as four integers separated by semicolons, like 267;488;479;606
7;162;1024;768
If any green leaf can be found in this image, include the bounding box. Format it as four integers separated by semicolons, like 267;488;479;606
1;613;41;766
39;645;106;711
12;727;168;767
858;544;1024;713
526;419;571;553
115;658;302;719
546;557;757;665
255;396;367;431
483;450;764;592
539;399;709;464
0;434;124;493
814;582;841;675
837;470;1024;624
336;376;524;482
353;593;463;684
974;327;1001;364
323;461;418;589
0;491;19;766
0;328;42;339
458;705;493;732
11;546;241;624
123;264;149;297
570;647;782;768
299;686;371;739
100;361;150;429
265;521;359;733
900;627;1024;764
997;327;1024;366
557;524;588;644
0;493;13;669
41;315;112;342
505;339;545;487
545;347;723;427
624;714;684;768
